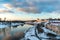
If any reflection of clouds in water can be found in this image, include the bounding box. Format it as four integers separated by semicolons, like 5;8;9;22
3;32;24;40
0;24;33;40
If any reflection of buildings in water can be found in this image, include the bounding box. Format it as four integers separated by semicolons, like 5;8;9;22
49;19;60;22
46;23;60;34
49;19;60;26
34;19;60;34
48;19;60;34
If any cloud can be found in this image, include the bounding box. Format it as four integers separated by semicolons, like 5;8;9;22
16;8;24;11
3;3;13;9
10;0;60;13
0;9;13;13
0;3;14;13
1;0;60;13
16;7;41;13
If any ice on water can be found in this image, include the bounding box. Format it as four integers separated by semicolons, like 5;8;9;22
24;25;60;40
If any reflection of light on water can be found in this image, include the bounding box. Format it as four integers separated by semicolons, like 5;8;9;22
0;23;33;31
0;24;33;34
10;24;33;35
0;24;33;40
11;24;33;32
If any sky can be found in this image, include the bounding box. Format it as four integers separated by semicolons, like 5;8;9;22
0;0;60;20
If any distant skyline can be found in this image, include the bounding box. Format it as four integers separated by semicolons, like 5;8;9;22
0;0;60;20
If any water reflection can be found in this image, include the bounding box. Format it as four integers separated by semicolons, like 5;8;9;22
0;23;33;40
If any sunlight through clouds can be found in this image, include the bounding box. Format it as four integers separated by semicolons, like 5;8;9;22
3;3;13;10
0;0;60;20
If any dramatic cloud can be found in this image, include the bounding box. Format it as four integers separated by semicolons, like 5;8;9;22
3;4;13;9
16;7;40;13
0;0;60;13
10;0;60;13
0;9;13;13
0;3;14;13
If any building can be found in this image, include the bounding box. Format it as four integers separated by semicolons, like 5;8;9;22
48;19;60;26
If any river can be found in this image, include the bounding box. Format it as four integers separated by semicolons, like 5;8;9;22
0;24;33;40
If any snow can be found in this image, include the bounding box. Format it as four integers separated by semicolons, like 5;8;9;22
25;26;60;40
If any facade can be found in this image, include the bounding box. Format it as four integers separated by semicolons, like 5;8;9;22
48;19;60;26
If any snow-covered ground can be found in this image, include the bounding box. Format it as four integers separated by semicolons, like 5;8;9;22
0;22;60;40
24;25;60;40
